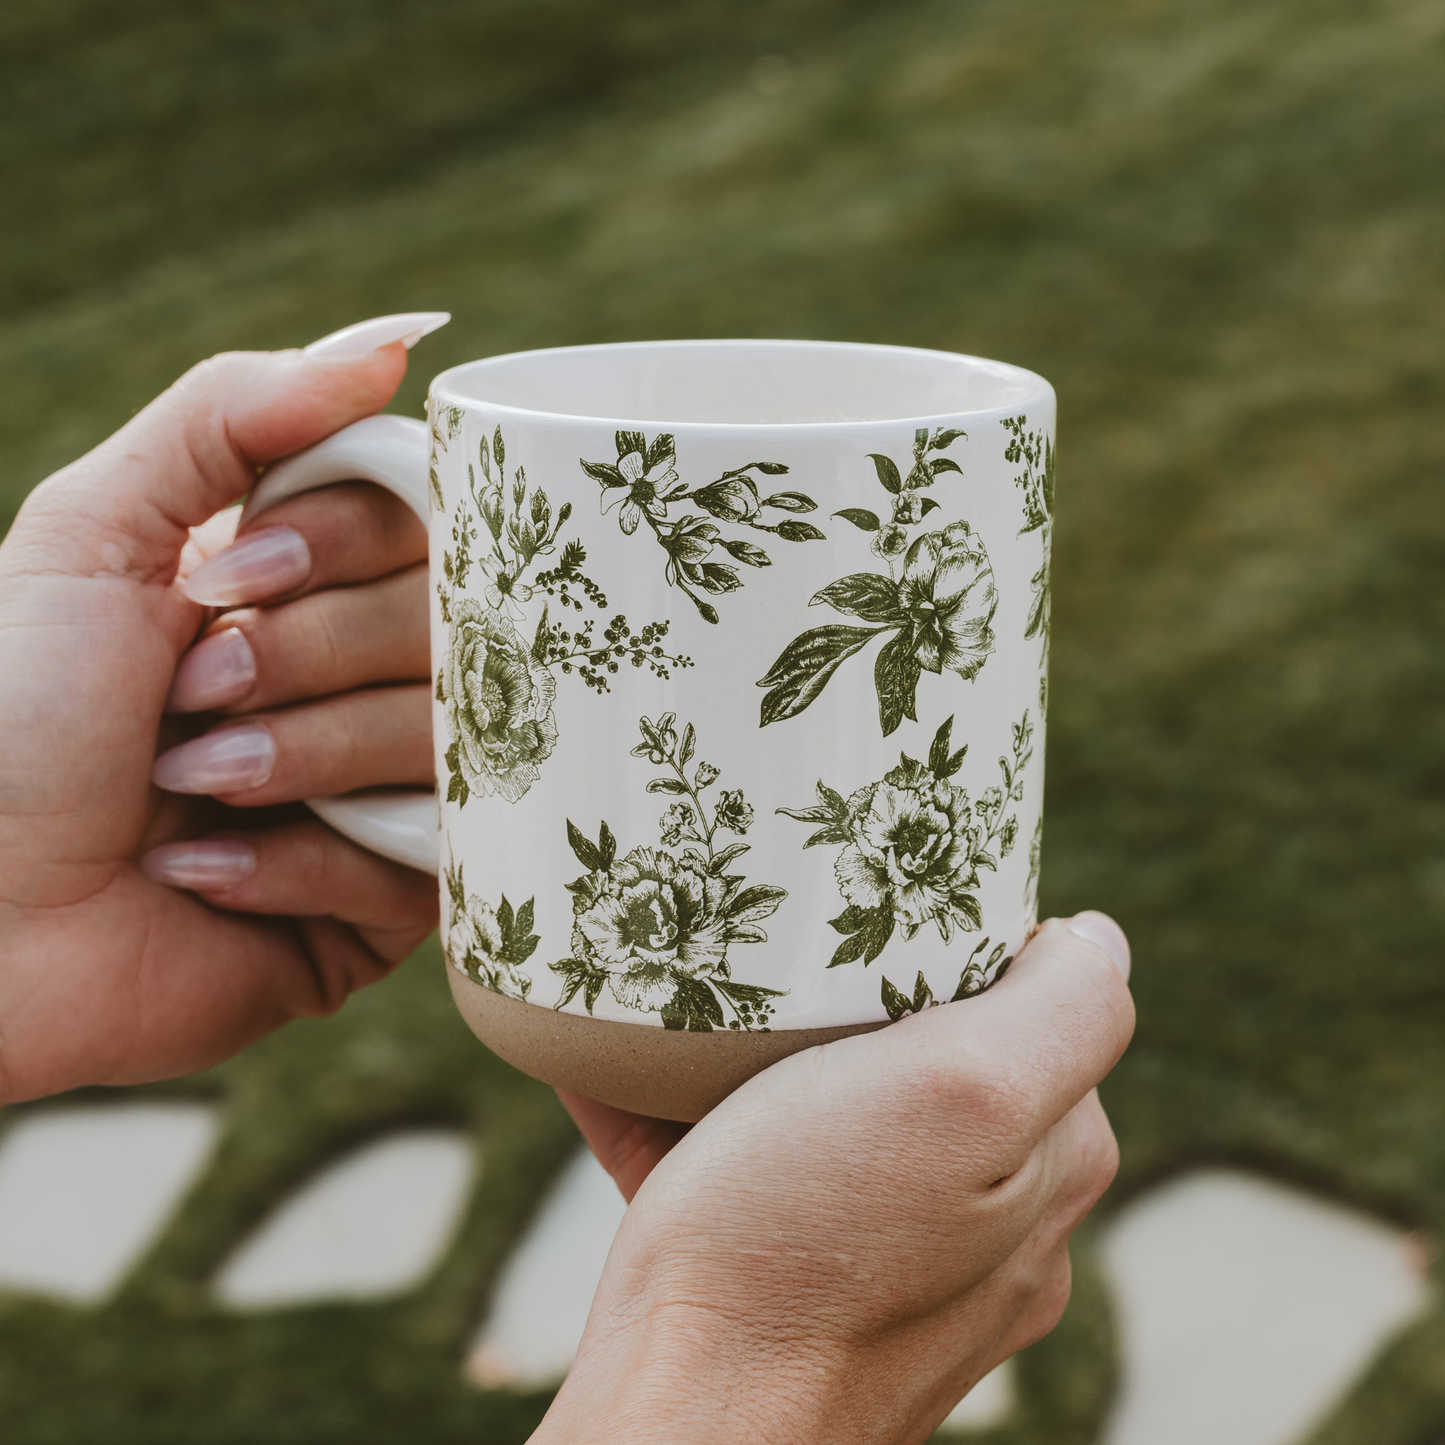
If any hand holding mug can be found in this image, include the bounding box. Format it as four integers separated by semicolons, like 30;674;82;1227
0;316;446;1104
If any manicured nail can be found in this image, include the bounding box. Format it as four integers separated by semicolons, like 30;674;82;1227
181;526;310;606
141;839;256;890
167;628;256;712
1066;911;1131;981
304;311;451;358
153;724;275;795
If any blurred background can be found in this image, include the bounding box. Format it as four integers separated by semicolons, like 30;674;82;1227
1;1;1443;1441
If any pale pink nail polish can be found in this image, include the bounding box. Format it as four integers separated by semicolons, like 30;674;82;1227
167;628;256;713
153;725;275;795
141;839;256;890
181;527;310;606
303;311;450;358
1066;911;1131;981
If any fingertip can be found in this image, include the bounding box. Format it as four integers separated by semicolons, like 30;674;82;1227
1064;910;1131;981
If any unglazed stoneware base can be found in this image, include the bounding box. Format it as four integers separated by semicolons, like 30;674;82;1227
447;970;887;1122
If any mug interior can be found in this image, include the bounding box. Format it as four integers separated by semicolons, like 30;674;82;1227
432;339;1045;426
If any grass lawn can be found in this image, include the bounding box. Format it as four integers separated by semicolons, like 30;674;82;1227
1;0;1443;1439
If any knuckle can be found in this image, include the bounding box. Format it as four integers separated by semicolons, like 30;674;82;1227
301;596;348;681
915;1054;1040;1163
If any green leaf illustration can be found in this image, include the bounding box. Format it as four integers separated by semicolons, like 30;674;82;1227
644;432;676;469
929;457;962;477
930;428;967;450
811;572;906;623
762;492;817;512
833;507;881;531
726;884;788;923
874;629;922;736
825;903;894;966
881;976;912;1022
882;970;936;1019
868;453;904;494
646;777;689;794
714;979;787;1008
662;975;726;1032
708;841;751;873
757;624;888;727
616;429;646;457
775;520;826;542
580;458;624;485
928;716;955;777
566;819;605;871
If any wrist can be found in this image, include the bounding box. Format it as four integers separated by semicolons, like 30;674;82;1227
529;1297;851;1445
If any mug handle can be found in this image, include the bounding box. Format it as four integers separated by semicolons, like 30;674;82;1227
238;414;440;874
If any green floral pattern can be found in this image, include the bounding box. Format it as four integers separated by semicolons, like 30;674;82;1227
1005;414;1054;660
580;430;824;624
439;599;558;804
879;936;1014;1022
432;417;690;805
778;710;1033;968
443;851;539;1001
549;715;789;1031
758;430;997;734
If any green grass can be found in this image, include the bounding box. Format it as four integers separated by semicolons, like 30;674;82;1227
2;0;1444;1439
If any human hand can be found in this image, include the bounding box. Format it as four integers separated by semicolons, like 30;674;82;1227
543;913;1134;1445
0;315;446;1105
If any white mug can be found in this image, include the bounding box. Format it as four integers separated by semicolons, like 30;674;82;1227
245;339;1055;1119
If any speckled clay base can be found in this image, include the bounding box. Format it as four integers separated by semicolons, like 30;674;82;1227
448;970;885;1122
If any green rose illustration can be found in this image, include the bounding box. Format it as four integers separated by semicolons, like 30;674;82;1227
439;598;558;804
569;847;741;1011
550;717;789;1032
780;712;1033;969
834;767;983;943
442;853;539;1001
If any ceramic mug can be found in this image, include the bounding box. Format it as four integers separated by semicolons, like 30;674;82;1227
243;339;1055;1120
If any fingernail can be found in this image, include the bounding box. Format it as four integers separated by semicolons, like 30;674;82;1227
167;627;256;712
153;725;275;795
181;526;310;606
141;839;256;890
303;311;451;358
1066;911;1131;981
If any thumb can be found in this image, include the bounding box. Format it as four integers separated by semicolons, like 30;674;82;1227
17;344;409;580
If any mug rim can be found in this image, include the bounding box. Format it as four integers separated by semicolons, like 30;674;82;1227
429;337;1053;431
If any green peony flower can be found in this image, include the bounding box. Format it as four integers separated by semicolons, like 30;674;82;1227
439;598;558;803
898;521;998;679
834;770;983;942
569;847;736;1012
445;893;530;1000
